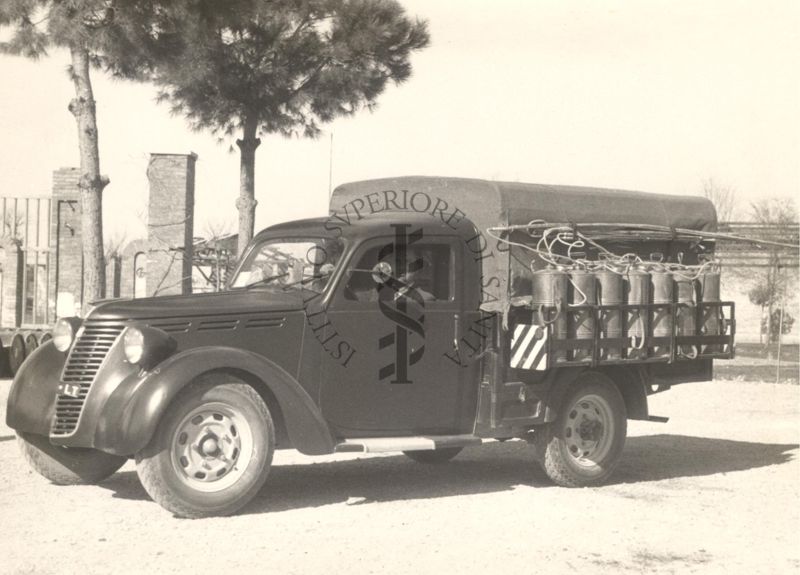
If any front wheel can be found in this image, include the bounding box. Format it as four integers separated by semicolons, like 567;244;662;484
536;373;627;487
17;431;126;485
136;381;274;518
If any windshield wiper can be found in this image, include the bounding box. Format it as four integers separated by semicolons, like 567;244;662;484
241;272;290;289
281;271;333;293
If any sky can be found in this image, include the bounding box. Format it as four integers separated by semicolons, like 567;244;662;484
0;0;797;244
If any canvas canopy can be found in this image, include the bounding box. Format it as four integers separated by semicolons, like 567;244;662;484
330;176;717;312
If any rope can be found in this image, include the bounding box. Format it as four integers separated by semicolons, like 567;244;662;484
486;221;725;279
489;221;799;250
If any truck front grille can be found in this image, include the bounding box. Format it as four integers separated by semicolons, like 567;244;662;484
51;322;125;436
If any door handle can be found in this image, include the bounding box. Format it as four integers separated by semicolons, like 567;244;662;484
454;313;460;351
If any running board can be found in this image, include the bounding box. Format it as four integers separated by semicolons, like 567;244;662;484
335;435;483;454
647;415;670;423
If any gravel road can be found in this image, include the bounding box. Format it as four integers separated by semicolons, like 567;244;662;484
1;379;797;575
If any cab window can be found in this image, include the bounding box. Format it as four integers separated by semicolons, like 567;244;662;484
231;237;343;290
344;243;452;302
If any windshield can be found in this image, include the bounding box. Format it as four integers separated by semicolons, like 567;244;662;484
230;237;343;291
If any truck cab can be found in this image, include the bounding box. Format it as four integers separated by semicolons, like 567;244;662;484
5;176;734;517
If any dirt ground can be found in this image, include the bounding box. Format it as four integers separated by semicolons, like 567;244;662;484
0;379;797;575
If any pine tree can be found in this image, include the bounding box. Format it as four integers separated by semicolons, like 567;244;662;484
1;1;142;306
121;0;429;255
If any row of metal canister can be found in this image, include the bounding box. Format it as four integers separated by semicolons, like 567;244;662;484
530;265;722;362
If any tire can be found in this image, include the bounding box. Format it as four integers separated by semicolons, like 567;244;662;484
0;343;9;378
403;447;463;464
135;381;274;518
17;431;126;485
536;373;627;487
24;333;40;357
9;334;26;376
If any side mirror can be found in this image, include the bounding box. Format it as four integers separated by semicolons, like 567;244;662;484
371;262;393;284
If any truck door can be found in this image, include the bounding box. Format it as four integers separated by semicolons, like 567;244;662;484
319;233;473;437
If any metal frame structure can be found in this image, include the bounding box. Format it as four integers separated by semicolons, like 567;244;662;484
1;196;53;328
539;301;736;369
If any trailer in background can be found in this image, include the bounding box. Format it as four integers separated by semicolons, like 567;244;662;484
1;157;202;377
1;169;84;376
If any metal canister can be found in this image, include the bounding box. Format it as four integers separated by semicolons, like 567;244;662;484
569;270;596;361
596;270;623;360
624;269;650;359
532;266;569;363
675;276;698;358
698;270;722;353
650;270;673;357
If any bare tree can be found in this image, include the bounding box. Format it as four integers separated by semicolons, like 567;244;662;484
202;219;235;244
1;212;26;240
702;178;738;223
104;231;128;260
746;197;799;348
750;197;797;229
197;219;237;292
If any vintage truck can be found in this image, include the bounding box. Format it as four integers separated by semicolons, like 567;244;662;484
5;177;735;517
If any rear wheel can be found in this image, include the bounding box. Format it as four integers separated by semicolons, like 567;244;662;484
136;381;274;518
403;447;463;464
0;342;9;378
17;431;126;485
24;333;40;358
536;373;626;487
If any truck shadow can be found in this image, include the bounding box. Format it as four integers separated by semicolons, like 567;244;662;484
100;435;797;514
612;434;797;483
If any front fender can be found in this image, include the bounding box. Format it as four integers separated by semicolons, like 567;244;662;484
94;346;335;456
5;342;64;436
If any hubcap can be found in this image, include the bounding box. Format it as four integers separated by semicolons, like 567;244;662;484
562;394;614;467
170;403;253;493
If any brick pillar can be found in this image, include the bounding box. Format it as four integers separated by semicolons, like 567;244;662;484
49;168;83;318
1;240;24;327
147;153;196;296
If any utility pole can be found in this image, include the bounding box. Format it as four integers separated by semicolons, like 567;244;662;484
776;301;784;383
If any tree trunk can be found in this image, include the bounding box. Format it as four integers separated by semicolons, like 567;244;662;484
235;118;261;257
68;45;109;309
767;302;774;354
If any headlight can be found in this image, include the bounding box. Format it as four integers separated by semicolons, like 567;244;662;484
123;327;145;364
53;318;81;352
123;326;176;369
